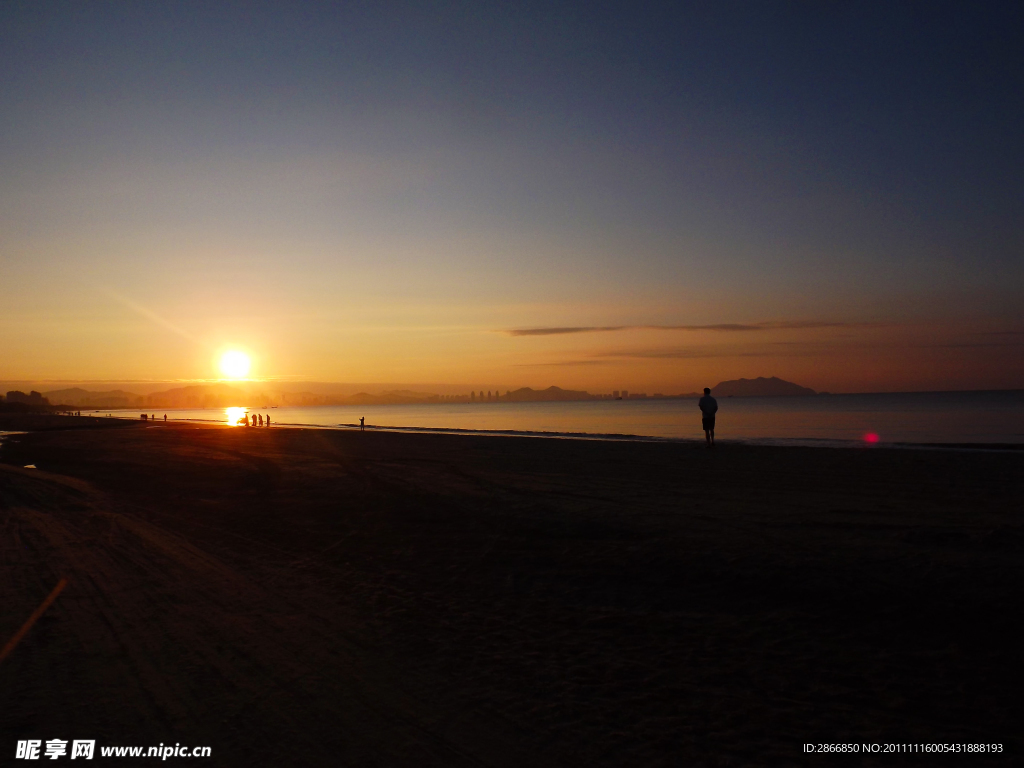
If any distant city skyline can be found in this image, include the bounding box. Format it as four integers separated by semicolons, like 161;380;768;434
2;3;1022;392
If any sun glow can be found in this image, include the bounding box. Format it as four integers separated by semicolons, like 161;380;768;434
225;407;249;426
220;351;251;379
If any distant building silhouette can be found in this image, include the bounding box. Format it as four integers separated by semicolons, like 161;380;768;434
6;390;49;405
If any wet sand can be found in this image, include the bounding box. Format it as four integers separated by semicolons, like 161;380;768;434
1;416;1021;765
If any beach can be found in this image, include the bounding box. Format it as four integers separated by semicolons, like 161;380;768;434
91;389;1024;445
1;416;1021;765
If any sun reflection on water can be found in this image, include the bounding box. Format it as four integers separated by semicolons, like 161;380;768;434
226;407;249;426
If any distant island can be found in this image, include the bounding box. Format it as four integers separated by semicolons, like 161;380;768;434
710;377;817;398
4;377;820;410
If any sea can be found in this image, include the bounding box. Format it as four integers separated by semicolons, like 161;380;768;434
95;390;1024;448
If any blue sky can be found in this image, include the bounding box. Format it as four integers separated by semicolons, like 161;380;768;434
2;1;1022;391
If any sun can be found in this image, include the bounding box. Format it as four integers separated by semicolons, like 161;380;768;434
219;350;251;379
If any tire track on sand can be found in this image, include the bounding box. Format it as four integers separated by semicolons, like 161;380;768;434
0;464;537;767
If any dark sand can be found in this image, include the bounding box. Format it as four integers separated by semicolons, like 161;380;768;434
1;416;1021;766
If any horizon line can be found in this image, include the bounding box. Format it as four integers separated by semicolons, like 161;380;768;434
6;381;1023;398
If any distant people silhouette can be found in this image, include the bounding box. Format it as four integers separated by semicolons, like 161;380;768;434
258;413;263;426
359;416;365;431
699;387;718;448
266;415;270;427
163;414;167;422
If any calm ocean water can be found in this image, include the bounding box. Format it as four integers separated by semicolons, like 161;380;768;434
100;391;1024;446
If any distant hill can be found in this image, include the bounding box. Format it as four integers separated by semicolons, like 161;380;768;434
344;390;437;405
25;380;820;409
44;387;143;408
711;377;816;397
144;384;250;408
382;389;436;400
509;386;594;402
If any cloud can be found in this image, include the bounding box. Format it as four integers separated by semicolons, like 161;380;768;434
760;321;862;330
513;360;612;367
594;349;774;360
507;326;631;336
504;321;875;336
930;341;1024;348
513;347;791;363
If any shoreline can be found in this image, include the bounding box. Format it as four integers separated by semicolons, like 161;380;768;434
5;411;1023;452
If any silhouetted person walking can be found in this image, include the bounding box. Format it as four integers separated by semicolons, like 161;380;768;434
699;387;718;448
359;416;365;431
163;414;167;422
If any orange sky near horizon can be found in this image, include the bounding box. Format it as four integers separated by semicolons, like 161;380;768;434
2;5;1022;395
1;276;1020;394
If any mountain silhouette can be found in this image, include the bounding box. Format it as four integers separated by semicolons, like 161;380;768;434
711;377;816;397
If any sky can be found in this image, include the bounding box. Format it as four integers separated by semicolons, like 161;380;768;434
2;1;1023;394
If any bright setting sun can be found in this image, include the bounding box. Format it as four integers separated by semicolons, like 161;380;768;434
2;7;1021;763
219;350;251;379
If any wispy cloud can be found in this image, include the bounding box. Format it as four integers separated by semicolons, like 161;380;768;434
513;360;612;367
930;341;1024;348
507;326;633;336
96;286;201;345
504;321;875;336
594;349;774;360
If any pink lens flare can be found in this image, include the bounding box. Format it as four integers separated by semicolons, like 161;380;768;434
863;432;880;444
